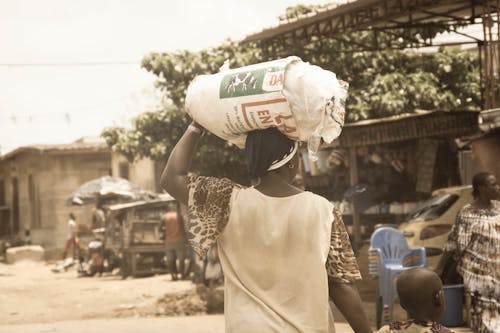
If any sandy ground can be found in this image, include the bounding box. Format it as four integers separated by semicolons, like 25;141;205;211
0;244;384;326
0;316;226;333
0;260;194;325
0;244;457;331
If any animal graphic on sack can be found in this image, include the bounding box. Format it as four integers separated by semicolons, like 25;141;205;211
219;66;285;99
225;72;258;93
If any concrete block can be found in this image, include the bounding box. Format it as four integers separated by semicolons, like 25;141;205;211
6;245;45;264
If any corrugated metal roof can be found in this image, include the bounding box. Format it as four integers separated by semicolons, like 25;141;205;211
478;108;500;131
241;0;486;45
1;139;109;161
107;197;176;211
327;110;480;147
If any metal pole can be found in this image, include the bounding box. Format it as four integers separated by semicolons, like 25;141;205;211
349;147;361;251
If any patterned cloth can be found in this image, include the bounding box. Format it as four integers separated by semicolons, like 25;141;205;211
444;202;500;333
185;175;361;282
377;320;454;333
185;175;361;332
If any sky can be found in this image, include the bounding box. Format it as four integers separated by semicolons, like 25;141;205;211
0;0;486;155
0;0;338;154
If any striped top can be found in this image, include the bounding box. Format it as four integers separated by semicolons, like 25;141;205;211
445;202;500;295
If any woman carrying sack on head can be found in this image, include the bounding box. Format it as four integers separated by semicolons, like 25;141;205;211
160;121;372;333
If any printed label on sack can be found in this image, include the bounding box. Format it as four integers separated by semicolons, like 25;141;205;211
219;67;285;99
220;98;299;141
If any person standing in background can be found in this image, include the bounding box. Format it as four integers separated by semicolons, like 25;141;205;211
92;201;106;230
436;172;500;333
63;213;80;259
163;210;188;281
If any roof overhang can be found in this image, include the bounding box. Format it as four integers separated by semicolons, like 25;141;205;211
324;110;480;147
107;196;176;212
0;143;109;161
241;0;495;49
478;108;500;131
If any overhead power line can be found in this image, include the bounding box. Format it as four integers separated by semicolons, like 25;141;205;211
0;61;141;67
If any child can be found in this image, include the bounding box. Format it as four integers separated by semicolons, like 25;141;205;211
377;267;454;333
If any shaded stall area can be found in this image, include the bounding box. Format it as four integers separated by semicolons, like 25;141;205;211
105;196;181;278
301;110;482;247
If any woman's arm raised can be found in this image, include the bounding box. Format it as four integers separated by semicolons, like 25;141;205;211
160;121;204;205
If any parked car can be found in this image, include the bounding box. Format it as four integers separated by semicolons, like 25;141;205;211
398;185;473;260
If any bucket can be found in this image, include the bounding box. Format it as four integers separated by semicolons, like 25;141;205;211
440;284;464;327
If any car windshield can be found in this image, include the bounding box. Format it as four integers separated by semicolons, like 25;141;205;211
407;194;459;222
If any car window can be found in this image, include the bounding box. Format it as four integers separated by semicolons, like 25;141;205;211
407;194;459;222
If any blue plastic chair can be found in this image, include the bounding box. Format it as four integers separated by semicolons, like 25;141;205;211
368;227;427;327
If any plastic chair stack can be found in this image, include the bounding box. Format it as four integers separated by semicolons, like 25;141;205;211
368;227;427;327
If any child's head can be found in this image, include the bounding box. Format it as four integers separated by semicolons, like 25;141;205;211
396;267;445;322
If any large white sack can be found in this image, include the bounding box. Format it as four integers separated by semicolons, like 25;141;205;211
185;56;348;157
282;61;348;155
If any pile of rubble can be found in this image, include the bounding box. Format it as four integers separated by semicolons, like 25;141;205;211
155;288;206;316
113;284;224;318
155;285;224;316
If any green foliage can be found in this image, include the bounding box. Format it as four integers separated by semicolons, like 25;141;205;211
278;4;329;21
141;40;261;107
339;48;480;121
102;103;249;183
268;26;480;121
102;4;481;182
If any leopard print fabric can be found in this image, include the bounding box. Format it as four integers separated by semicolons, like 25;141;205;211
186;175;362;283
327;209;362;283
186;175;240;257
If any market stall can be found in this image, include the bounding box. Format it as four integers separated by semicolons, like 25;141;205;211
301;110;481;246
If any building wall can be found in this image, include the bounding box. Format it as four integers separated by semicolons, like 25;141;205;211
111;153;159;192
470;133;500;181
0;151;110;251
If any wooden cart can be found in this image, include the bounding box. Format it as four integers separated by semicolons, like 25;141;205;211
105;195;180;278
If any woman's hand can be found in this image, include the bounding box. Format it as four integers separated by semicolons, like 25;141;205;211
187;121;205;135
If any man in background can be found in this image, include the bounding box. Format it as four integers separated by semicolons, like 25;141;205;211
163;210;188;281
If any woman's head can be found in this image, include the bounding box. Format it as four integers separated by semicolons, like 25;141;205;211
472;172;499;200
396;267;445;322
244;127;298;180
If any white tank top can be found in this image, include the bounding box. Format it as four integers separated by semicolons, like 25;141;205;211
218;187;335;333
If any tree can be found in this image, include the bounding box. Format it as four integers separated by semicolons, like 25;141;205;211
103;41;260;184
102;4;481;181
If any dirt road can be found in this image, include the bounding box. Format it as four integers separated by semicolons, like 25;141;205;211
0;256;378;325
0;260;194;325
0;245;382;325
0;249;471;333
0;316;226;333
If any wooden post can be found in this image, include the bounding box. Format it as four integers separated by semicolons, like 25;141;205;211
349;147;362;251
